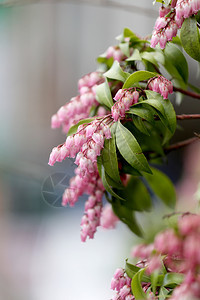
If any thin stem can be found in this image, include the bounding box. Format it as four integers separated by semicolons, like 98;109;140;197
164;136;200;154
173;86;200;100
176;114;200;120
124;114;200;122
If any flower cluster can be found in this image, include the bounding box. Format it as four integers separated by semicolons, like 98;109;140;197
176;0;200;20
147;76;173;99
49;116;114;241
111;268;133;300
51;71;104;133
111;89;139;122
131;213;200;299
151;0;200;49
105;46;126;62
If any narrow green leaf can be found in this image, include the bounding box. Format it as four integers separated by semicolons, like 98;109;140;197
131;269;147;300
132;116;150;136
144;167;176;208
142;91;177;138
67;118;94;136
104;61;130;82
121;161;142;176
101;166;126;201
112;198;143;236
180;16;200;62
101;135;122;185
123;71;156;89
163;43;188;84
188;82;200;94
95;79;113;109
141;52;158;66
126;49;142;61
163;273;184;287
116;122;152;174
151;271;159;295
128;106;156;124
119;42;130;57
126;262;150;282
159;287;170;300
118;177;152;211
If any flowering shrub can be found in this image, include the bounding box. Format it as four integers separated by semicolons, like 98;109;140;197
48;0;200;298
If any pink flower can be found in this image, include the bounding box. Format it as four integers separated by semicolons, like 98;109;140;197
111;89;140;122
100;204;119;229
148;76;173;99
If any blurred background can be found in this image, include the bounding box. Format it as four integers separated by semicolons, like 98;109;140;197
0;0;199;299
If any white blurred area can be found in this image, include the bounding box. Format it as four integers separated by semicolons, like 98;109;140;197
0;1;158;300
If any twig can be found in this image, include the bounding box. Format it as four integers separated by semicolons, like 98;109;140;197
176;114;200;120
173;86;200;100
164;136;200;154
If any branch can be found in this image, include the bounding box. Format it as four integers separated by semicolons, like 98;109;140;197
173;86;200;100
176;114;200;120
164;136;200;154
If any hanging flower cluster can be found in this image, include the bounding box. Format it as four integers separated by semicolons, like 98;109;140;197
130;213;200;299
49;116;116;241
151;0;200;49
111;89;139;122
51;71;104;133
147;76;173;99
111;268;134;300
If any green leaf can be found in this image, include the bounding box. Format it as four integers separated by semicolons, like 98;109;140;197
116;122;152;174
163;273;184;287
143;91;177;142
95;79;113;109
121;161;143;176
151;271;159;295
123;71;156;89
188;82;200;94
104;61;130;82
119;42;130;57
131;269;147;300
128;106;156;124
159;287;170;300
126;49;142;61
132;115;150;136
180;16;200;62
118;177;152;211
101;135;122;185
123;28;142;42
101;166;126;201
67;118;94;136
126;261;150;282
144;167;176;208
112;198;143;236
163;43;188;84
141;52;159;66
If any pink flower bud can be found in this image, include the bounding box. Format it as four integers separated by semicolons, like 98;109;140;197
151;32;160;48
114;89;124;101
66;135;74;148
51;114;61;128
119;285;131;298
106;46;115;58
92;132;104;147
111;105;120;122
48;147;59;166
155;17;167;31
159;33;167;49
86;124;96;138
159;6;171;17
132;91;139;103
